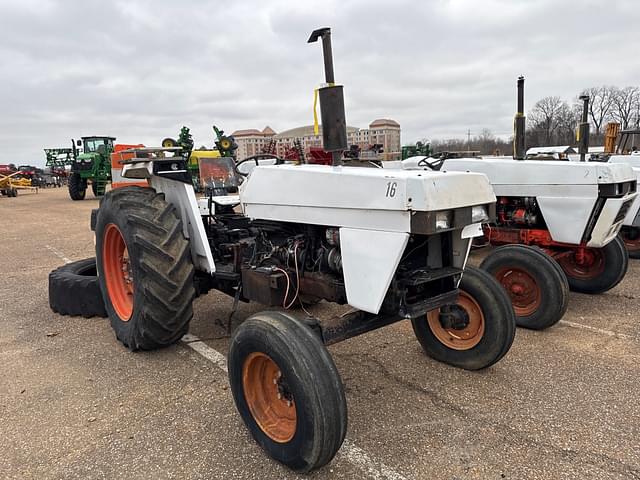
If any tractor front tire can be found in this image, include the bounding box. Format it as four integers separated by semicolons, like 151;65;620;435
412;266;516;370
620;226;640;259
95;186;195;350
228;311;347;472
68;173;86;201
480;244;569;330
555;235;628;294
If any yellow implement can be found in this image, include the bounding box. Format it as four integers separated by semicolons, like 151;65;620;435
0;171;37;196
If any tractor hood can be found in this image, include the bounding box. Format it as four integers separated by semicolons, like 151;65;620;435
609;155;640;169
240;164;495;234
439;157;635;186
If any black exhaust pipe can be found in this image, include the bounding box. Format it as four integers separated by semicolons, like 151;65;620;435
577;95;590;162
308;28;348;166
513;76;526;160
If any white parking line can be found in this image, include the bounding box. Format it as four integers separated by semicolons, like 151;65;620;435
182;333;228;372
45;244;72;264
337;440;410;480
558;320;634;340
181;333;410;480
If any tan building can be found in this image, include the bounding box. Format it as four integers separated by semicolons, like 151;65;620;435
231;126;276;160
232;119;400;161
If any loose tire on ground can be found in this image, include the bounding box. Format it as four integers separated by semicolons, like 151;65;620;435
554;235;628;294
480;244;569;330
49;257;107;318
68;173;86;201
620;226;640;259
228;311;347;472
412;266;516;370
94;186;196;350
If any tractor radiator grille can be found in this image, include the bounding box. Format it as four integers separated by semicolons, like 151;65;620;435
615;198;634;223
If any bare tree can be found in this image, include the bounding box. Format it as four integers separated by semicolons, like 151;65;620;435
611;86;640;129
529;96;565;145
580;86;616;134
556;102;579;145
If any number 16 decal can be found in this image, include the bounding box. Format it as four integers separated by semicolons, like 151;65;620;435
385;181;397;198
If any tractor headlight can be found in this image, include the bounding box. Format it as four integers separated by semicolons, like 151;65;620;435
84;158;91;163
471;205;489;223
435;211;452;230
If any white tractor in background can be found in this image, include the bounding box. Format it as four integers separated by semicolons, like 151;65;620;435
389;77;638;331
576;123;640;258
75;29;517;472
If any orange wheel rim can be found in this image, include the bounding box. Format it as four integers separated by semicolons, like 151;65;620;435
494;267;541;316
556;249;605;280
103;223;134;321
427;291;485;350
242;352;297;443
621;231;640;252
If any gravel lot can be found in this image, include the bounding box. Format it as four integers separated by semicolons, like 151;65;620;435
1;187;639;480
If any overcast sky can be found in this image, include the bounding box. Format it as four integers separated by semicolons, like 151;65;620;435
1;0;638;166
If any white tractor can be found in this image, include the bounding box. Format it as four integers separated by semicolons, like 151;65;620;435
610;153;640;257
390;77;638;331
84;28;518;472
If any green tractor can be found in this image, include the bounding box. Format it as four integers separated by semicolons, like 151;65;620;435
401;141;432;160
68;136;115;200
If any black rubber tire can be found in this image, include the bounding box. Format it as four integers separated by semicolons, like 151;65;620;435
411;266;516;370
68;173;86;201
621;227;640;259
556;235;628;294
480;244;569;330
95;186;195;350
49;258;107;318
228;311;347;472
91;181;98;197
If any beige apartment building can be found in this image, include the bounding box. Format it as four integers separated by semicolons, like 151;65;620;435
230;126;276;160
231;119;400;161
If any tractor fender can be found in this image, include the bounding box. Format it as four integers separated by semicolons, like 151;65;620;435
150;175;216;273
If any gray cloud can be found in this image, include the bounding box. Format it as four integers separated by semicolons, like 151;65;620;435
1;0;637;166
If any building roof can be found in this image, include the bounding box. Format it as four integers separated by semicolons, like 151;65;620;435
369;119;400;128
231;126;278;137
230;129;262;137
274;125;359;139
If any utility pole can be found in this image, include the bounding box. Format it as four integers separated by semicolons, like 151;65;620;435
467;129;471;150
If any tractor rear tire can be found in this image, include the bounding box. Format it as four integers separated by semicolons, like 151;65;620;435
555;235;628;294
95;186;196;350
228;311;347;472
68;173;86;201
480;244;569;330
91;181;98;197
412;266;516;370
620;226;640;259
49;258;107;318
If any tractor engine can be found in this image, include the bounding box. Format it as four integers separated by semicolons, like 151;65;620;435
496;197;543;228
203;213;460;318
238;223;347;307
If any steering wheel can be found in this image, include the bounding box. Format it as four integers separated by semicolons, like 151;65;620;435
236;154;283;176
417;156;445;171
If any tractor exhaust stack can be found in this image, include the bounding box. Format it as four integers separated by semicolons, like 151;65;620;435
308;28;348;166
578;95;590;162
513;76;526;160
